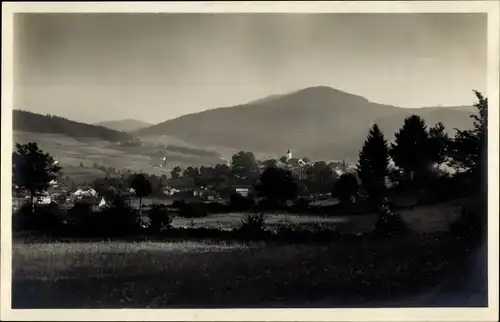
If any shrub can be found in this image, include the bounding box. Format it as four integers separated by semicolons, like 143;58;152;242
372;199;409;237
69;201;94;216
147;204;173;233
100;194;140;237
12;202;34;232
66;201;98;236
238;212;266;238
15;202;65;234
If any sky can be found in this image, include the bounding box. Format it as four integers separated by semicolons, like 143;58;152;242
14;13;487;124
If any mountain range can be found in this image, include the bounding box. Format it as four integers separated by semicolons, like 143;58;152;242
135;86;476;161
14;86;476;162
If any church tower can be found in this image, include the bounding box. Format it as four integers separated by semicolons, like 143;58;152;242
286;149;292;161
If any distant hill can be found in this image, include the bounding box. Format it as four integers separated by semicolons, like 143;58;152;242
136;86;476;161
13;110;134;143
95;119;152;132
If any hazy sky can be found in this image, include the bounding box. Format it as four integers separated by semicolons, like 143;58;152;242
14;13;487;124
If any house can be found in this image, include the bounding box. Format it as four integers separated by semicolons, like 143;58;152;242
234;185;254;197
192;187;219;201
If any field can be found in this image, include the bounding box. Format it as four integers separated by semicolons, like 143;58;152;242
130;198;465;233
12;235;485;308
11;199;484;308
13;131;228;181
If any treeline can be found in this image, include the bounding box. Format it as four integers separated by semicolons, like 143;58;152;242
13;110;134;143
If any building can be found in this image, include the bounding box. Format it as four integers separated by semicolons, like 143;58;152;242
234;184;253;197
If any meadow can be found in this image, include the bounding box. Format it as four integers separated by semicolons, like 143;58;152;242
12;234;480;308
12;198;481;308
169;199;463;232
13;131;228;180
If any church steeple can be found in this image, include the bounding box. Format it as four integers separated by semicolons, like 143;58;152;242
286;149;292;161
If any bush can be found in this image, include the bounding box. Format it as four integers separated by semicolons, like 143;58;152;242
372;199;409;237
69;201;94;216
12;202;34;232
238;213;266;238
15;202;65;234
99;194;140;237
65;202;99;236
147;204;173;233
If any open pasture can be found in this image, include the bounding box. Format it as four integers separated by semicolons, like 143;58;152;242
13;131;225;178
12;233;478;308
167;199;463;233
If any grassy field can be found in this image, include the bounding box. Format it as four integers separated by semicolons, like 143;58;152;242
13;131;225;180
12;234;477;308
160;198;463;233
11;199;477;308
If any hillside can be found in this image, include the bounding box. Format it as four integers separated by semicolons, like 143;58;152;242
13;110;134;143
136;86;475;161
12;111;225;181
95;119;152;132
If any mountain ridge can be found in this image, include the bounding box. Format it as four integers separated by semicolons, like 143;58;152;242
13;110;134;143
135;86;475;161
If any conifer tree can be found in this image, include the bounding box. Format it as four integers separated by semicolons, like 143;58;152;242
428;122;450;168
357;124;390;200
390;115;430;184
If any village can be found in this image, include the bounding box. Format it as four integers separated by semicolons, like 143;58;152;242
12;148;355;212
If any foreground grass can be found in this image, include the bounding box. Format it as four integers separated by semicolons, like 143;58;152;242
12;234;480;308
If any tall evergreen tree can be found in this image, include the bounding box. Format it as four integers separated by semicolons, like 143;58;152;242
357;124;390;200
390;115;430;184
428;122;450;168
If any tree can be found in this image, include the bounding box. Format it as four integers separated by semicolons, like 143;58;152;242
130;173;152;217
262;159;278;168
305;161;337;194
390;115;431;185
255;167;297;208
332;173;359;204
357;124;390;200
428;122;450;168
12;142;62;211
171;166;182;179
231;151;259;180
183;166;200;178
147;204;172;233
196;166;216;187
449;90;487;190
